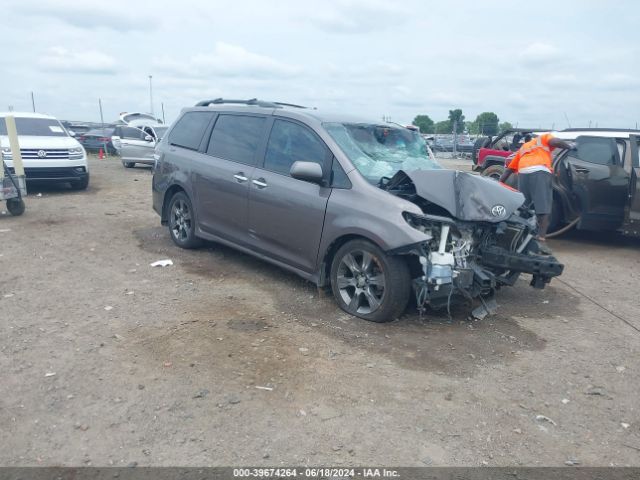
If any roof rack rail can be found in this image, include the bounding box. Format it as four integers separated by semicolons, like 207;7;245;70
561;127;640;132
273;102;307;109
195;98;307;109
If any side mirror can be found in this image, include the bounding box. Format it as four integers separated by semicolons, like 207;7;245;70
290;161;323;184
144;135;154;142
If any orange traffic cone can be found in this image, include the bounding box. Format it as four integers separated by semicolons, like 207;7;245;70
98;148;104;160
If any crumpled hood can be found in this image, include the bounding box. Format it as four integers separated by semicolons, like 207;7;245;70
393;169;525;222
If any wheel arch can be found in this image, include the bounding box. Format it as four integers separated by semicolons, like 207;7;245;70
161;184;188;225
317;234;382;287
317;233;416;287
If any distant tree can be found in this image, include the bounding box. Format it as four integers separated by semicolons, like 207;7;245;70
499;121;514;132
465;121;479;135
412;114;435;134
448;109;465;133
474;112;500;136
434;120;452;134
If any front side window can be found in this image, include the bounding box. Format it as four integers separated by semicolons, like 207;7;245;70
122;127;145;140
324;122;442;183
264;119;327;176
207;115;265;165
570;137;619;166
169;112;213;150
0;117;69;137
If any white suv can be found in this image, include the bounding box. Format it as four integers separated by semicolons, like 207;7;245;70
0;112;89;190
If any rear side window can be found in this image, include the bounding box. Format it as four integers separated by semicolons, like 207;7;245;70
264;119;327;176
206;115;265;165
169;112;212;150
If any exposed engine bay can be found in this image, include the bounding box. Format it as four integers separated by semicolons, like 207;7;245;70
383;170;564;315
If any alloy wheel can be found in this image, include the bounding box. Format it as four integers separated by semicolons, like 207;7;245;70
170;198;192;242
336;249;386;315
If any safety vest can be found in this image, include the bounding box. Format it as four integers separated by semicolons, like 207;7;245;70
511;136;553;172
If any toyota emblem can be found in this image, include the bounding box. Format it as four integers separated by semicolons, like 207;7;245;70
491;205;506;217
37;150;47;158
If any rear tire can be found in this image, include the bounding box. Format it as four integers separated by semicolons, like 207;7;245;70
330;239;410;323
6;198;25;216
167;192;203;249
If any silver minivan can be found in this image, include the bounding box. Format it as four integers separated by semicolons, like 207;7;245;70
152;99;563;322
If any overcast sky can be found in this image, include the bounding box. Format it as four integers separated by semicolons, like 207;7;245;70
2;0;639;129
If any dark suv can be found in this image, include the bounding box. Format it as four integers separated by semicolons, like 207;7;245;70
152;99;564;322
479;130;640;237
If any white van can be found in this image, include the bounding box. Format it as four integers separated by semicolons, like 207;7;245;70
0;112;89;190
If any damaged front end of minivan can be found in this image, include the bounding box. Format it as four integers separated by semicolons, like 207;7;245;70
385;169;564;315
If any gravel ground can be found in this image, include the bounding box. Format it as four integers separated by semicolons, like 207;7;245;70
1;155;639;467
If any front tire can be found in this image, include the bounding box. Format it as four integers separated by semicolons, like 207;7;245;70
71;175;89;190
168;192;202;249
330;239;410;322
123;162;135;168
482;164;505;181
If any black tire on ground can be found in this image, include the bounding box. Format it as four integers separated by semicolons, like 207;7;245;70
6;198;25;216
71;175;89;190
482;164;506;181
472;136;491;165
330;239;411;323
167;191;203;249
123;162;135;168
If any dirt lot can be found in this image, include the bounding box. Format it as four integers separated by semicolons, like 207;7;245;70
1;155;639;467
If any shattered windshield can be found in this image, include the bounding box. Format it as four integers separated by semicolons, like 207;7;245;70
324;122;442;182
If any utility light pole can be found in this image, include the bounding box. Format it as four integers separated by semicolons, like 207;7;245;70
149;75;154;116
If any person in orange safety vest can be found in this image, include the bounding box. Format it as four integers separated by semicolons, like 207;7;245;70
499;133;575;254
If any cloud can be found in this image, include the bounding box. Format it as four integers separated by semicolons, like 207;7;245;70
13;1;150;32
308;0;409;34
153;42;301;79
38;47;117;74
519;42;562;66
541;74;582;88
600;73;638;90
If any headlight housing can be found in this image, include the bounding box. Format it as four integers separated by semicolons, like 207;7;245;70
69;146;84;159
1;147;11;160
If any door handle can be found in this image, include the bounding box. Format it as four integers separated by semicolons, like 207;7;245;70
574;167;590;174
252;178;268;188
234;172;248;183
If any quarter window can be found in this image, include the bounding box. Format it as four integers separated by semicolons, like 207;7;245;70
169;112;213;150
207;115;265;165
264;120;327;176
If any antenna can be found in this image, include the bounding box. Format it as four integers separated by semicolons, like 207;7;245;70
563;112;571;128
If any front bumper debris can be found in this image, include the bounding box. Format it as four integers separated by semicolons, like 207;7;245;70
478;245;564;289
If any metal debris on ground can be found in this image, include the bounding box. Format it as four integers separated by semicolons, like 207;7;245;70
470;297;498;321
